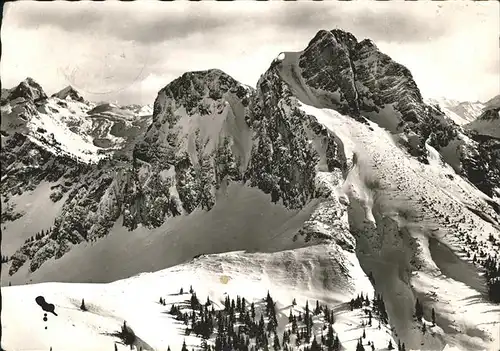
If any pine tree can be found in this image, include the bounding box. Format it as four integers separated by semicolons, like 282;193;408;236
180;287;184;295
311;336;321;351
333;335;340;351
182;339;189;351
431;307;436;325
356;338;365;351
80;298;87;311
274;333;281;350
292;298;297;306
362;329;366;339
388;340;394;350
326;325;334;348
422;322;427;334
292;316;298;334
114;343;118;351
368;271;375;285
304;300;311;339
402;343;406;351
415;299;423;322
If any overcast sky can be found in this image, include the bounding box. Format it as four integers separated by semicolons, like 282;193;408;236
2;1;498;105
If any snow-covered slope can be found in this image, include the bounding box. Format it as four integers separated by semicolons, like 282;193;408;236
2;247;394;351
27;97;105;162
297;101;499;351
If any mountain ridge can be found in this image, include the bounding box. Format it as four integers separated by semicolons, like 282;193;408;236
1;28;499;351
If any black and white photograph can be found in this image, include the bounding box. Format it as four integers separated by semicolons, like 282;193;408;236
0;1;499;351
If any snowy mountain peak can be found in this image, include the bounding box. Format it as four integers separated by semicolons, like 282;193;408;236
152;68;252;125
426;97;487;125
7;77;47;102
300;28;423;116
52;85;85;103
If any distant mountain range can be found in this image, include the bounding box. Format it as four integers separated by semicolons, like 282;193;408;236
1;78;153;162
425;95;499;126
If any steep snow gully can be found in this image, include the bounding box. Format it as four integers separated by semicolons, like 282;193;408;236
296;97;499;350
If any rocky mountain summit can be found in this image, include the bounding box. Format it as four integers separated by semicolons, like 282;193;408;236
1;29;499;351
52;85;86;103
4;77;48;102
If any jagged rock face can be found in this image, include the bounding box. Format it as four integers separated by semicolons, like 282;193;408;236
297;30;458;160
5;67;345;276
484;94;500;110
5;70;256;273
6;77;48;103
1;79;49;139
299;30;361;115
1;133;87;198
461;138;500;199
132;69;252;221
460;106;500;199
293;29;500;198
0;132;93;274
477;107;500;122
299;29;424;121
245;67;324;208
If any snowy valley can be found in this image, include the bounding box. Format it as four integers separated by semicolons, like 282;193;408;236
1;28;499;351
